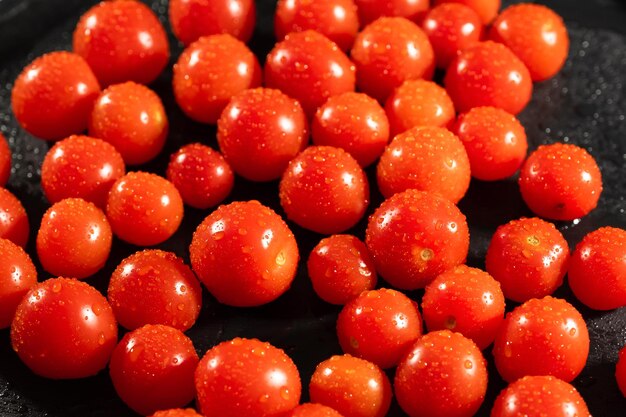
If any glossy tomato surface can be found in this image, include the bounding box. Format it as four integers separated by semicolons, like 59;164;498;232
354;0;429;25
0;238;37;329
0;187;29;248
149;410;202;417
285;403;345;417
434;0;500;24
0;133;11;186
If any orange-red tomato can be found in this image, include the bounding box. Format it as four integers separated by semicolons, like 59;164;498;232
0;187;29;248
354;0;429;25
11;51;100;141
434;0;500;24
0;239;37;329
0;133;11;186
286;403;345;417
73;0;169;86
150;410;202;417
617;345;626;397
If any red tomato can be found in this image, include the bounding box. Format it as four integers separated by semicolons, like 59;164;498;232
309;354;392;417
110;324;199;416
0;133;11;186
354;0;429;25
189;200;299;306
279;146;369;234
107;172;184;246
149;409;202;417
169;0;256;45
41;135;126;208
395;330;488;417
73;0;169;86
434;0;500;24
195;338;301;417
0;239;37;329
166;143;234;209
265;30;355;117
351;17;434;102
336;288;422;368
173;34;261;124
365;189;469;290
617;345;626;397
285;403;345;417
0;187;29;248
444;41;532;115
89;82;168;165
37;198;112;279
490;4;569;81
453;106;527;181
11;51;100;141
493;296;589;382
108;250;202;331
217;88;309;182
11;277;118;379
519;143;602;221
485;217;569;302
568;227;626;310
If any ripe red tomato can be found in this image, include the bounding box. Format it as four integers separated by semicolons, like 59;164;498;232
89;82;168;165
519;143;602;221
173;34;262;124
11;277;118;379
395;330;488;417
195;338;301;417
568;227;626;310
444;41;532;115
149;409;202;417
286;403;344;417
0;187;29;248
336;288;422;368
0;133;11;186
486;217;568;302
493;296;589;383
377;126;471;204
108;250;202;331
265;30;355;117
617;345;626;397
351;17;434;102
107;172;183;246
279;146;369;234
73;0;169;86
11;51;100;141
309;354;392;417
217;88;309;182
41;135;126;208
37;198;112;279
365;189;469;290
166;143;234;209
169;0;256;45
189;200;299;306
354;0;429;25
110;324;199;416
490;4;569;81
0;239;37;329
434;0;500;24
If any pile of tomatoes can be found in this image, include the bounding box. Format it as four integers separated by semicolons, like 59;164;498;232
0;0;624;416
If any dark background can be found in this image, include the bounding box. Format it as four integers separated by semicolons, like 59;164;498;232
0;0;625;416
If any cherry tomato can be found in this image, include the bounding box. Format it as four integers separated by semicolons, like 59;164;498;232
617;345;626;397
0;133;11;186
37;198;112;279
336;288;422;368
110;324;199;416
433;0;500;24
89;82;168;165
149;409;202;417
11;277;118;379
395;330;488;417
41;135;126;208
279;146;369;235
265;30;355;117
11;51;100;140
195;338;301;417
0;239;37;329
0;187;29;248
444;41;532;115
189;200;299;306
169;0;256;45
217;88;309;182
309;354;392;417
73;0;169;86
453;106;527;181
107;172;184;246
485;217;569;302
108;250;202;331
490;4;569;81
568;227;626;310
166;143;234;209
518;143;602;221
354;0;429;26
365;189;469;290
493;296;589;383
173;34;262;124
286;403;344;417
351;17;434;102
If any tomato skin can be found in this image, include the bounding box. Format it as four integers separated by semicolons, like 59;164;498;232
0;133;11;186
617;345;626;397
11;277;118;379
493;296;589;383
73;0;169;86
11;51;100;141
0;239;37;329
434;0;500;24
217;88;309;182
189;200;299;307
286;403;345;417
195;338;301;417
354;0;429;26
149;409;202;417
0;187;29;248
173;34;262;124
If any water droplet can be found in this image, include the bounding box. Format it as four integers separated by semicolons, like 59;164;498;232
464;360;473;369
275;251;286;266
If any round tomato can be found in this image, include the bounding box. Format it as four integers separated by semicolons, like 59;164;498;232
286;403;344;417
354;0;429;25
0;187;29;248
617;345;626;397
433;0;500;24
149;409;202;417
0;133;11;186
0;238;37;329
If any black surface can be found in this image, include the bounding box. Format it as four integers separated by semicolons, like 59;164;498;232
0;0;625;416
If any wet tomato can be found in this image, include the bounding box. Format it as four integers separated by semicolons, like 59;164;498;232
0;133;10;186
354;0;429;26
434;0;500;24
617;345;626;397
0;187;29;248
149;410;202;417
0;239;37;329
286;403;345;417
